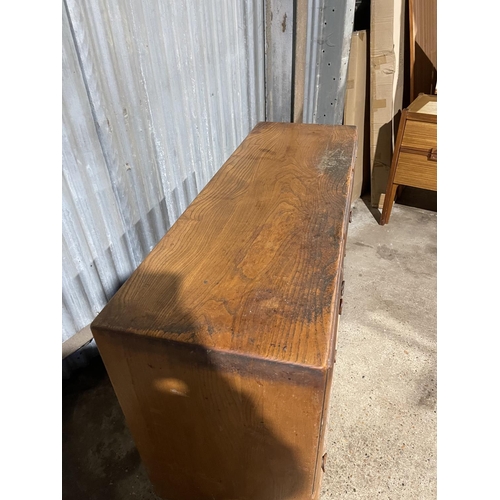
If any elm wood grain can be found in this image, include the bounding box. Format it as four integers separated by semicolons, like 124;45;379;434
92;122;357;500
95;329;324;500
94;123;356;367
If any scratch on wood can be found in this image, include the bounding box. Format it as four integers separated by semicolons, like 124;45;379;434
317;148;349;172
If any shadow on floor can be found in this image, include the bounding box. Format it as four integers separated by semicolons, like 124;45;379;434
395;186;437;212
361;187;436;224
361;195;382;224
62;356;160;500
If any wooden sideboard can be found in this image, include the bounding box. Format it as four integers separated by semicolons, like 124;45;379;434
91;122;357;500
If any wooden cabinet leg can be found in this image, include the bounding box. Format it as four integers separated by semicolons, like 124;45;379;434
380;182;398;225
379;109;408;226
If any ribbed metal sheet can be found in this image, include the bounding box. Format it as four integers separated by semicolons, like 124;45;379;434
303;0;355;124
62;0;265;343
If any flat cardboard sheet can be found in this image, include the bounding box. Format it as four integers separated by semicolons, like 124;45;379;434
344;30;367;201
370;0;405;208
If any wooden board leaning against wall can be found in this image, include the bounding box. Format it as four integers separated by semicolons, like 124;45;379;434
344;29;368;203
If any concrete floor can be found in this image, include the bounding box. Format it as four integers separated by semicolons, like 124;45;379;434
63;195;436;500
320;195;436;499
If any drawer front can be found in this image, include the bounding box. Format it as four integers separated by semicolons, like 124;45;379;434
394;152;437;191
401;119;437;150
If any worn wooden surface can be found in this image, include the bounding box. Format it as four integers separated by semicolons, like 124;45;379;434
94;123;357;368
92;122;357;500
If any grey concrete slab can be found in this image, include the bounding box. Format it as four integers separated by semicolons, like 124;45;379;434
320;197;437;499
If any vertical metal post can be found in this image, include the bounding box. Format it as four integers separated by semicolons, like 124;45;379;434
264;0;294;122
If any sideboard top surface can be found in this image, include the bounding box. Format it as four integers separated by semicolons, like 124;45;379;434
92;122;357;368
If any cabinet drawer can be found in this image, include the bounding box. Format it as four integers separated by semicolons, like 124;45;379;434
401;119;437;150
394;152;437;191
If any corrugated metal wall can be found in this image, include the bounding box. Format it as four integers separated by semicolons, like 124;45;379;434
62;0;265;344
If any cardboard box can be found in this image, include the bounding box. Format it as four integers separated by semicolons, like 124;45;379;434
344;30;368;202
370;0;406;208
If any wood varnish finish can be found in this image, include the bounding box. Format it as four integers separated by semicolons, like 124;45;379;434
394;152;437;191
92;122;357;500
